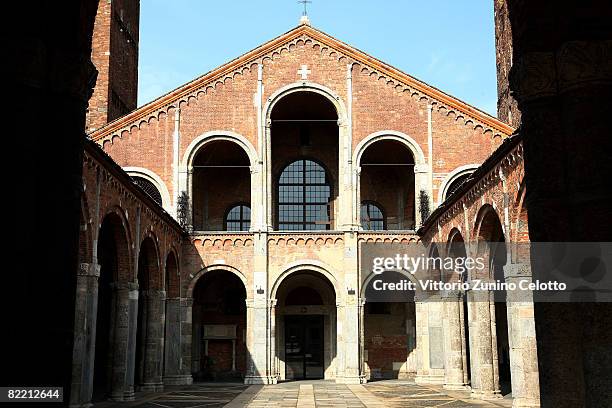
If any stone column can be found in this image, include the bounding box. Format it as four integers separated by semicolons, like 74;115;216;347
124;283;139;400
70;263;100;407
163;296;191;385
138;290;166;391
442;290;469;390
336;231;363;384
107;282;135;401
506;3;612;405
244;298;275;384
504;263;540;408
470;289;501;400
415;295;445;385
180;298;194;382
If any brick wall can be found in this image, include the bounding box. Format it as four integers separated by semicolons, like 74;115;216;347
494;0;520;128
87;0;139;132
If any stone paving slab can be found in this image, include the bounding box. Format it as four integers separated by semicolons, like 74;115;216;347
93;380;513;407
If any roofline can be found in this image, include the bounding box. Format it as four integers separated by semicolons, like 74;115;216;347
91;24;514;141
84;138;187;236
417;132;523;235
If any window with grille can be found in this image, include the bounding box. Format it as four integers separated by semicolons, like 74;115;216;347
225;204;251;231
278;159;331;231
445;173;473;200
131;176;163;207
360;201;385;230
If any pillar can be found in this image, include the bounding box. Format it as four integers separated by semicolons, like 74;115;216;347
244;298;275;384
504;263;540;407
415;295;445;385
108;282;136;401
163;296;192;385
138;290;166;391
442;290;469;390
180;298;194;382
470;289;501;400
506;2;612;405
70;263;100;407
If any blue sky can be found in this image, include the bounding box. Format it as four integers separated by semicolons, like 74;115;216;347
139;0;498;115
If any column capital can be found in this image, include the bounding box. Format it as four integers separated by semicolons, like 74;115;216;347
78;262;100;277
503;262;532;279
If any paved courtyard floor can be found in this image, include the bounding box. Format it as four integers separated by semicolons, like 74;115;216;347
93;380;513;407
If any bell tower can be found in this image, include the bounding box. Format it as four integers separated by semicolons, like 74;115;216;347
87;0;140;132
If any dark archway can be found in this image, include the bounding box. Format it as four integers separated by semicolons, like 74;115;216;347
135;236;163;391
93;212;131;401
271;91;339;230
360;140;415;230
275;271;337;380
191;270;247;381
192;141;251;231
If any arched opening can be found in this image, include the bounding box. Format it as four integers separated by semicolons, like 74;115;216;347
447;231;472;386
93;213;130;402
362;270;416;380
192;140;251;231
360;200;386;230
477;208;511;396
444;172;473;201
131;176;163;207
224;203;251;231
274;271;337;380
135;237;163;390
271;91;339;230
191;270;247;382
359;140;415;230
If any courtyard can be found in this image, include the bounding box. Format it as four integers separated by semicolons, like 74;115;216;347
93;380;513;407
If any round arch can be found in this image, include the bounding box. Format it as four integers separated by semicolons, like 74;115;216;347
437;164;480;205
137;234;162;290
79;195;93;263
181;130;258;171
98;207;133;281
123;166;172;211
264;82;347;124
360;269;420;299
353;130;426;166
186;264;247;299
164;248;181;298
472;203;508;243
271;261;339;300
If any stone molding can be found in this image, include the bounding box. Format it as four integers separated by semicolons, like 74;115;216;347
78;262;101;277
510;40;612;104
91;27;513;145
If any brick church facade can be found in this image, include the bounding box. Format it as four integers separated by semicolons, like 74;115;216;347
70;3;546;407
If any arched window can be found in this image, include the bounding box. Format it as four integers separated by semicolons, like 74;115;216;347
445;173;473;200
131;176;163;206
224;204;251;231
361;201;385;230
278;159;331;231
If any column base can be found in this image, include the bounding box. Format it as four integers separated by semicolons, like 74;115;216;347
163;375;194;386
137;382;164;392
415;374;445;385
110;388;135;402
335;375;367;384
244;375;278;385
443;383;471;391
397;371;416;380
471;389;502;400
512;397;540;408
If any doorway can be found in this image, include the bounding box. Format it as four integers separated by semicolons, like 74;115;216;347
285;315;324;380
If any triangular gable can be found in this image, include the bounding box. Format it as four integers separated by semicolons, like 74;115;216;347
90;23;514;142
